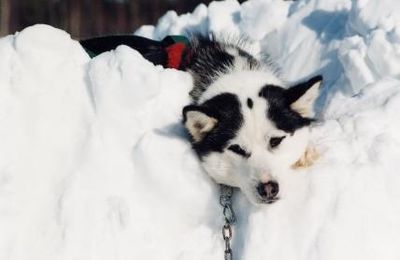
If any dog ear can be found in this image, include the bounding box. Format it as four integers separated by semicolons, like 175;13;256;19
183;105;218;142
285;75;323;118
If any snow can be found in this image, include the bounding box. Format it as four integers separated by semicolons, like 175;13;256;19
1;0;400;259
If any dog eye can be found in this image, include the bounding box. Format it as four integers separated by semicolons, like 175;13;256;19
228;144;250;158
269;136;286;148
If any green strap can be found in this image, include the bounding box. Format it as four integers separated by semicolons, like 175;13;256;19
161;35;190;47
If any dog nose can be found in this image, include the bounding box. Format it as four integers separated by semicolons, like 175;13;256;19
257;181;279;199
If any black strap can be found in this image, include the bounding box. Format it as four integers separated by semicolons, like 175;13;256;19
80;35;168;66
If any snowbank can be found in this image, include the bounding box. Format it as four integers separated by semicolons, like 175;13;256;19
1;0;400;259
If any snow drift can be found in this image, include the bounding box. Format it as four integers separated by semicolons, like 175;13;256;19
1;0;400;259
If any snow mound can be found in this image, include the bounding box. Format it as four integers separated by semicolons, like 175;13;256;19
1;0;400;259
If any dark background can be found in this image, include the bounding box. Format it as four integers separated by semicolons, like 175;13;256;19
0;0;249;39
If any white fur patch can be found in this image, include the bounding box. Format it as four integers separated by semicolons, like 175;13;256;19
198;70;284;104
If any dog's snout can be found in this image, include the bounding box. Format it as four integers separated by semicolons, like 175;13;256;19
257;181;279;200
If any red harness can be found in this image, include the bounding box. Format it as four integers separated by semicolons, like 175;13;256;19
165;42;190;70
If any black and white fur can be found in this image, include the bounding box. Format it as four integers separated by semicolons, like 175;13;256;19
182;36;322;205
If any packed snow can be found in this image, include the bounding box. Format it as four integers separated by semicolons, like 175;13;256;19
1;0;400;259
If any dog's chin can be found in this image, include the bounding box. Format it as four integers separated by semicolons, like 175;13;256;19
259;197;280;205
242;189;280;206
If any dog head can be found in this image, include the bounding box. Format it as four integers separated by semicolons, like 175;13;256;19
183;71;322;205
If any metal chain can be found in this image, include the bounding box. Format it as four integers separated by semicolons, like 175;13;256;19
220;185;236;260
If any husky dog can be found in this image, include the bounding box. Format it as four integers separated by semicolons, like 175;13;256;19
182;37;322;205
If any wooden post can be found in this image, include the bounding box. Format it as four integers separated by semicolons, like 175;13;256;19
0;0;11;36
68;0;81;38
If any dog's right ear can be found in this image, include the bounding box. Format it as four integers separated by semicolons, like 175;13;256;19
183;105;218;142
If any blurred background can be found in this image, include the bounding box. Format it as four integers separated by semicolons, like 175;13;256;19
0;0;250;39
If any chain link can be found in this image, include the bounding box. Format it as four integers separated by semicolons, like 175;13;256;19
220;185;235;260
222;223;233;260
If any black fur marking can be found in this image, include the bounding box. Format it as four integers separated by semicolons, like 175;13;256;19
186;38;235;100
247;98;253;109
183;93;243;158
259;85;313;133
269;136;286;148
228;144;251;158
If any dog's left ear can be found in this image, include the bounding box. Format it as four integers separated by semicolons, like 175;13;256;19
182;105;218;143
285;75;323;118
